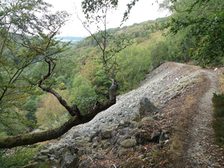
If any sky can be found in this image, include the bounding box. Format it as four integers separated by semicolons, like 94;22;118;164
45;0;170;37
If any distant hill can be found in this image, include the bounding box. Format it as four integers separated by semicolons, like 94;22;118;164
56;36;84;43
77;17;168;48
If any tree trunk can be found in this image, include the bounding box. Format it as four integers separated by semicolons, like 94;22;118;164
0;74;117;148
0;99;115;148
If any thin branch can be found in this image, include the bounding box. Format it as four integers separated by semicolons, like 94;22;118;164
45;27;60;50
0;23;12;57
77;15;104;52
105;42;131;62
102;9;108;66
0;88;7;103
38;58;81;117
0;60;31;102
0;63;11;80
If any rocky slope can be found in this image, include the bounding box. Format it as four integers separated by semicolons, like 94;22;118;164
32;62;224;168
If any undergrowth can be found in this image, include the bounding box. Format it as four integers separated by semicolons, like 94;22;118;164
212;93;224;147
0;145;42;168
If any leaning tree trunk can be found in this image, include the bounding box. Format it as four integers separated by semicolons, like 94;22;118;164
0;98;115;148
0;59;118;148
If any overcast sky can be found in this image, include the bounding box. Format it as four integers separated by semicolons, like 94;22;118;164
45;0;170;37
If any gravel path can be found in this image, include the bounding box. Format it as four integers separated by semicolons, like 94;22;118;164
185;70;224;168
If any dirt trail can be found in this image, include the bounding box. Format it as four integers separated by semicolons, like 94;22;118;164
185;70;224;167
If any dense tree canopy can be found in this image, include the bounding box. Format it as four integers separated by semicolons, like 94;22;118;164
165;0;224;65
0;0;68;109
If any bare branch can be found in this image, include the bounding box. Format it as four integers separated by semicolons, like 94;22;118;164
38;58;81;117
77;15;105;52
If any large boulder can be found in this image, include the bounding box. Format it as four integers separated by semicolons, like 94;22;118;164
139;97;157;116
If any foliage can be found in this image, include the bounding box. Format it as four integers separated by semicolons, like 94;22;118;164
150;28;196;67
81;0;140;23
35;91;70;129
0;0;69;137
0;0;223;163
122;0;143;23
82;0;118;19
79;56;111;100
24;96;39;125
0;145;41;168
212;93;224;147
71;75;98;114
0;106;38;136
117;44;152;92
164;0;224;66
150;41;169;68
81;0;133;82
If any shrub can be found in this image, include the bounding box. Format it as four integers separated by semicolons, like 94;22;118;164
150;41;169;68
116;44;151;92
71;75;98;114
212;93;224;147
0;145;41;168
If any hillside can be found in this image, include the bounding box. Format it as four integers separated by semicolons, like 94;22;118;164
1;16;224;167
0;16;166;135
31;62;224;167
1;0;224;167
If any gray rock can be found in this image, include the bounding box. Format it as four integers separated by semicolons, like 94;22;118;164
101;140;111;149
92;142;98;148
150;130;162;143
118;127;131;136
159;131;169;144
120;138;137;148
35;155;48;161
117;148;133;157
93;153;105;160
61;151;79;168
39;149;50;155
141;116;154;123
139;97;157;116
101;129;113;139
79;159;92;168
118;121;135;129
89;130;101;142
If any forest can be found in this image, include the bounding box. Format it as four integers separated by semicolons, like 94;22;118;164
0;0;223;167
